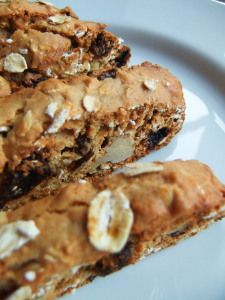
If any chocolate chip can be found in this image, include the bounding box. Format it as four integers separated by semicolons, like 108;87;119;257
90;33;113;58
97;69;117;81
115;48;131;67
148;127;170;149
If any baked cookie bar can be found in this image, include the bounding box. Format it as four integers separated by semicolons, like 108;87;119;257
0;0;130;94
0;62;185;209
0;160;224;300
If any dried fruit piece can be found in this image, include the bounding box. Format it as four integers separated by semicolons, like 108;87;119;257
124;162;164;176
4;53;28;73
88;189;134;253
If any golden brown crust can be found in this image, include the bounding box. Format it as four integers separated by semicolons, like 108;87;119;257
0;0;130;92
0;62;185;208
0;160;224;299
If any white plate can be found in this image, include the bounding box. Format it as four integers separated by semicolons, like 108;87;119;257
52;0;225;299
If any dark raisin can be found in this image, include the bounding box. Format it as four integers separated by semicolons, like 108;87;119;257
0;150;52;206
90;33;112;58
116;241;134;269
69;150;94;171
74;133;91;156
148;127;170;149
101;137;109;148
22;72;46;88
95;241;133;276
0;164;51;207
61;146;74;154
115;48;131;67
0;279;19;299
97;69;117;81
71;38;78;48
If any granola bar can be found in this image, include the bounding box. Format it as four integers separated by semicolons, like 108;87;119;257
0;160;224;299
0;0;130;94
0;62;185;209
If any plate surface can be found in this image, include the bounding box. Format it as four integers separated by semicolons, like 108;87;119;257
51;0;225;299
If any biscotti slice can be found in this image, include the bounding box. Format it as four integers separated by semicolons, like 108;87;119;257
0;0;130;94
0;62;185;209
0;160;224;300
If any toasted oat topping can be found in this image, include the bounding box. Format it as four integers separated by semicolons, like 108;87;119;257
124;162;164;176
0;220;40;260
36;0;54;6
46;108;70;134
4;53;28;73
48;15;71;25
143;79;158;91
19;48;29;55
83;95;101;112
45;102;58;119
88;189;134;253
75;30;87;38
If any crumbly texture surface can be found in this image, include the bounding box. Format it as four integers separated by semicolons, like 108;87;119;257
0;62;185;209
0;0;130;94
0;160;224;300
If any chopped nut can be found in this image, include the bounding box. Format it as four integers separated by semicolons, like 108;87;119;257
65;61;91;75
6;38;13;43
78;179;87;184
23;110;33;131
118;37;124;44
88;189;134;253
89;135;135;174
70;114;81;120
0;220;40;260
0;76;11;97
6;286;32;300
143;79;158;91
124;162;164;176
92;136;135;174
48;15;71;25
4;53;28;73
75;30;87;38
19;48;28;55
46;108;70;134
83;95;101;113
0;212;8;225
62;51;73;59
24;271;37;282
0;125;10;133
45;102;58;119
46;67;52;77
